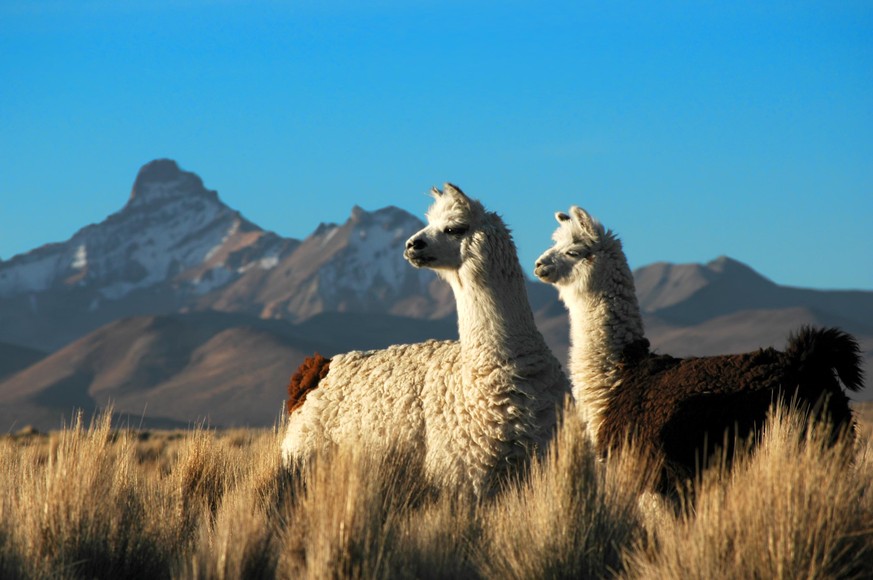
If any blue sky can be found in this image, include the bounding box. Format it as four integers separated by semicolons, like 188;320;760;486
1;1;871;290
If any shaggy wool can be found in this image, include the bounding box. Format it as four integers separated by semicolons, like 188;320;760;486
282;185;570;496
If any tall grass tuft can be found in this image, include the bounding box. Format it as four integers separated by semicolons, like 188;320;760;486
0;439;26;579
277;440;445;578
475;408;651;579
169;424;240;547
179;427;287;580
0;408;176;579
625;404;873;579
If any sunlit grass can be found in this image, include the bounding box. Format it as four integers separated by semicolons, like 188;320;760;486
0;404;870;579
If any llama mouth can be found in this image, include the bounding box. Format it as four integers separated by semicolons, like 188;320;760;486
405;251;437;267
534;267;555;282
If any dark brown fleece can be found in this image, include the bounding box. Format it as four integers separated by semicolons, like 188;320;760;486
599;326;863;490
287;353;331;415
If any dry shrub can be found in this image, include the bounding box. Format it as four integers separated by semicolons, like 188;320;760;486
0;409;177;579
193;487;279;580
277;440;439;579
170;426;235;533
392;495;480;580
179;428;288;580
475;408;651;579
625;404;873;579
168;424;278;531
0;410;276;580
133;430;188;474
0;440;26;579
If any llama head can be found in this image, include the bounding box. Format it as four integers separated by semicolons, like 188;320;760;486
534;205;624;293
405;183;515;282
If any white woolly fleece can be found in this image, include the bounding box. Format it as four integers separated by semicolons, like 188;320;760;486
281;339;457;468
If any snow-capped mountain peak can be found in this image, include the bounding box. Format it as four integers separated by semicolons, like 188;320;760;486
0;159;292;305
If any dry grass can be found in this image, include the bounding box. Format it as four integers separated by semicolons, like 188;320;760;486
0;404;871;579
0;411;178;579
476;409;652;579
625;404;873;579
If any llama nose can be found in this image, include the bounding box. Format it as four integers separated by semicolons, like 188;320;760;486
406;238;426;251
534;260;551;278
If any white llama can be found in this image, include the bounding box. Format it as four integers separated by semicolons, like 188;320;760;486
534;206;862;489
281;184;570;495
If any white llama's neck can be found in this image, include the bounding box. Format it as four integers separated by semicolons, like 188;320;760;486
562;256;645;443
454;274;543;358
446;244;545;363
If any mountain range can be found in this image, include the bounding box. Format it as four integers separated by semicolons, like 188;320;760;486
1;160;871;431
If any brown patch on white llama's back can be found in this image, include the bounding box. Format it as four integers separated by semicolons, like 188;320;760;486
287;353;331;415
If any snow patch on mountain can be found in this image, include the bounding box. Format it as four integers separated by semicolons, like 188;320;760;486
317;206;432;302
319;226;340;247
95;204;236;300
72;244;87;270
205;221;240;262
192;266;235;295
257;255;280;270
0;250;64;296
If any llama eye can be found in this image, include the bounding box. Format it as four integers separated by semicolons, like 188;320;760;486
566;250;581;258
444;226;468;236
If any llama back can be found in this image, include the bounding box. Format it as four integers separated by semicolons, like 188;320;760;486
600;327;864;487
602;348;783;456
281;339;458;465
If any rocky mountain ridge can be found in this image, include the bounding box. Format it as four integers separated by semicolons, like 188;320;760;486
0;160;445;351
637;255;873;331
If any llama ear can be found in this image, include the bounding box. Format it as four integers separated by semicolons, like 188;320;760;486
440;183;475;213
442;183;469;201
570;206;599;235
430;186;442;198
555;211;570;224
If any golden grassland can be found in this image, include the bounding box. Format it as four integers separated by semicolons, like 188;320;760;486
1;404;872;579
